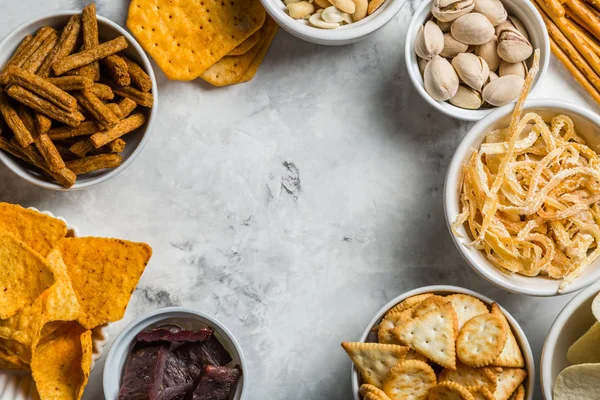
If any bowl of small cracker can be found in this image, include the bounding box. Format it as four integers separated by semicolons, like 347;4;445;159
541;280;600;399
341;285;534;400
0;4;157;190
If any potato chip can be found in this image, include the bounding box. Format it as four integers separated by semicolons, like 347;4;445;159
593;292;600;322
446;294;489;330
382;360;436;400
0;203;67;257
492;368;527;400
456;314;507;368
554;364;600;400
127;0;265;80
567;322;600;364
31;322;92;400
58;237;152;329
0;231;55;319
508;384;524;400
341;342;409;388
429;381;475;400
490;304;524;368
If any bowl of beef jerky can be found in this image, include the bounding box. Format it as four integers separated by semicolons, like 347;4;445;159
103;307;246;400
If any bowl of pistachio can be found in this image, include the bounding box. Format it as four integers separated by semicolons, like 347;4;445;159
405;0;549;121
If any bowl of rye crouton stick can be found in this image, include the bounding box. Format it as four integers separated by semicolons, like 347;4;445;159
342;285;534;400
0;4;157;191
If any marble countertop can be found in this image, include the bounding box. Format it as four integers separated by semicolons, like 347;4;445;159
0;0;599;398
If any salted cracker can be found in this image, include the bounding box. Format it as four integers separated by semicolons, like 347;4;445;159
127;0;265;80
456;314;507;368
341;342;409;388
378;308;414;344
365;393;392;400
469;386;495;400
438;362;497;392
406;349;429;363
392;303;457;370
490;303;524;368
429;381;475;400
382;360;436;400
386;293;434;316
446;294;489;330
492;368;527;400
360;384;392;400
507;384;524;400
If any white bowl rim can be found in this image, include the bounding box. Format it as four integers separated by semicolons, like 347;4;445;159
349;285;535;400
103;306;247;400
404;0;550;121
540;279;600;400
444;99;600;296
0;10;158;191
260;0;405;43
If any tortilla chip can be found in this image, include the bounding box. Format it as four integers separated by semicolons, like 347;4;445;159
31;322;92;400
0;249;82;363
0;203;67;257
58;237;152;328
0;231;55;319
127;0;265;80
0;346;29;370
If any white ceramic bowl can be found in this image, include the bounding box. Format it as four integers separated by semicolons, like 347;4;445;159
103;307;247;400
541;280;600;399
405;0;549;121
445;100;600;295
0;11;158;191
0;208;110;400
260;0;404;45
349;285;534;400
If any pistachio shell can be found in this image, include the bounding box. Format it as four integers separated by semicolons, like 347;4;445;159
450;85;483;109
482;74;524;106
418;57;429;76
437;19;453;32
499;60;527;78
497;27;533;62
440;33;469;58
473;0;507;26
424;55;460;101
507;15;529;40
432;0;475;22
415;21;445;60
475;36;500;71
488;70;499;82
452;52;490;90
451;13;495;45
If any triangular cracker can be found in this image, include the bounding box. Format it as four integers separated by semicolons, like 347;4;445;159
341;342;409;388
507;384;524;400
385;293;434;317
490;304;524;368
429;382;475;400
469;385;495;400
492;368;527;400
447;294;489;330
438;362;497;393
392;302;457;370
383;360;436;400
378;308;414;344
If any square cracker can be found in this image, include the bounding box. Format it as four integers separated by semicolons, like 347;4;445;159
127;0;265;80
200;16;277;86
238;23;279;83
341;342;409;388
229;29;262;56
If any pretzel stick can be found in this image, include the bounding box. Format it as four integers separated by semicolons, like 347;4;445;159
584;0;600;10
565;0;600;37
65;153;121;175
47;76;94;91
48;121;98;140
6;85;84;127
6;66;77;111
17;106;64;172
565;6;598;35
571;22;600;56
21;30;58;74
37;16;80;78
81;3;100;81
541;0;566;18
0;97;34;147
1;35;32;73
52;36;128;75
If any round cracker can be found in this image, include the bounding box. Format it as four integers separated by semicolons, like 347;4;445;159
382;360;436;400
360;384;389;398
429;381;475;400
364;392;391;400
456;314;507;368
386;293;434;316
446;294;489;330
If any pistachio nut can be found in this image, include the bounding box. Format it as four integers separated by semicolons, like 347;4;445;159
418;57;429;76
497;27;533;63
309;11;340;28
424;55;460;101
452;52;490;90
495;20;513;36
473;0;507;26
351;0;368;21
288;1;315;19
437;19;453;32
482;74;524;106
507;15;529;40
322;6;352;23
451;13;495;45
432;0;475;22
499;59;527;78
475;35;500;71
415;21;445;60
488;70;499;82
450;85;484;109
314;0;332;7
440;32;469;58
329;0;355;14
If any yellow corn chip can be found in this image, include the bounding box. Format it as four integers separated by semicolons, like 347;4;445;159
58;237;152;329
0;249;82;363
31;322;92;400
341;342;409;388
229;29;261;56
127;0;265;80
0;346;29;370
0;203;67;257
200;17;277;86
0;231;55;319
490;303;524;368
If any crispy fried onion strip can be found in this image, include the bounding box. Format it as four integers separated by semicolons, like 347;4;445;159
452;50;600;292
